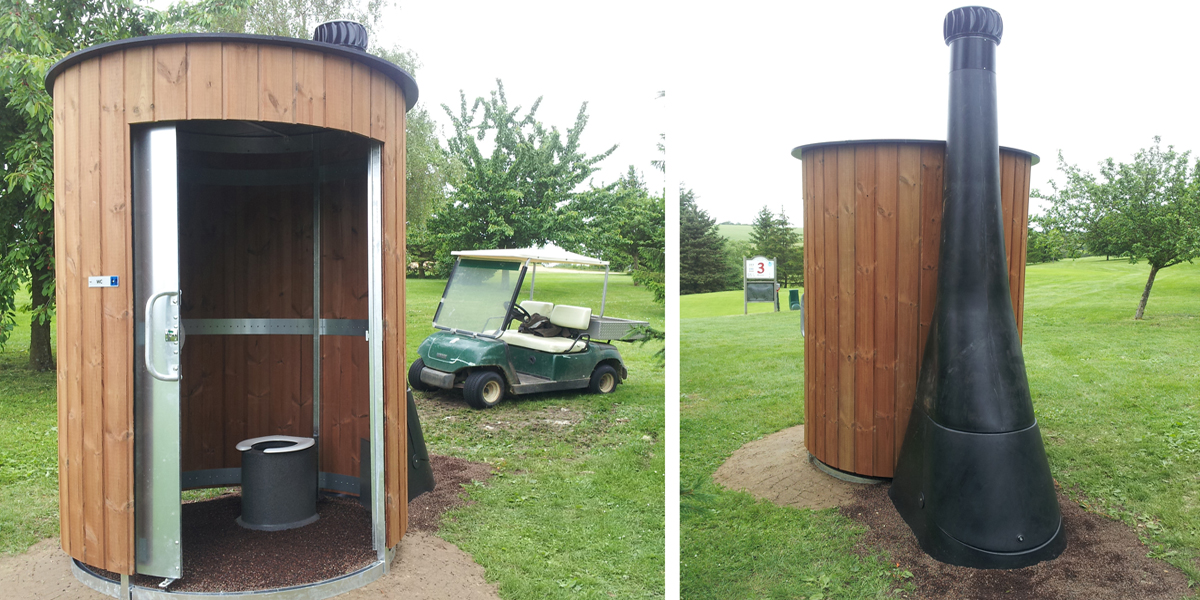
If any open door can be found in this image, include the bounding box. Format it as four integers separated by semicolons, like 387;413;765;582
132;125;183;579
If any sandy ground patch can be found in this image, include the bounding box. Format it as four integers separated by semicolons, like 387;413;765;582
713;424;875;509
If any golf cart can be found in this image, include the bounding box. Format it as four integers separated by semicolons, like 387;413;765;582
409;248;649;409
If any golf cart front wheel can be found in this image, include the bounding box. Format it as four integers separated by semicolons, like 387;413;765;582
409;358;436;392
464;371;505;409
589;364;618;394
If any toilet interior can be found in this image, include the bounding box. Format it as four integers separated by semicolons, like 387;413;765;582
173;120;373;502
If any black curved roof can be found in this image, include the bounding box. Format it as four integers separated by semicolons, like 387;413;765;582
45;33;418;111
792;139;1039;166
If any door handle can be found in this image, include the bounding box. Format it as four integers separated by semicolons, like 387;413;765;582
144;290;181;382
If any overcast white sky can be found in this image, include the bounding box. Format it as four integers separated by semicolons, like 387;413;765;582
143;0;1199;228
377;0;667;195
673;0;1200;225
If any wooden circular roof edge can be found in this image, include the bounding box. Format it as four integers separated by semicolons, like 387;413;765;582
791;139;1039;166
44;32;419;111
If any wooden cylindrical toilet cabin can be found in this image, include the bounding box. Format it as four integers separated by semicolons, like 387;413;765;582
48;26;414;594
793;140;1038;479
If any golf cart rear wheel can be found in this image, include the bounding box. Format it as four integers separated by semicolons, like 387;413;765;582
589;364;618;394
409;358;436;392
464;371;505;409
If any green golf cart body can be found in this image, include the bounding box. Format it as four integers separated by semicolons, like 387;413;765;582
409;249;646;409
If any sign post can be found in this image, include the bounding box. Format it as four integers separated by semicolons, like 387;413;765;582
743;256;779;315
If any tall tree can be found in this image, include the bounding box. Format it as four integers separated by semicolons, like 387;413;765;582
569;166;664;273
0;0;171;369
748;205;803;287
680;188;730;295
1034;138;1200;319
429;80;616;268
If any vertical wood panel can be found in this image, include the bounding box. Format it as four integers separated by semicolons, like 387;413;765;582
1005;153;1020;318
917;146;943;360
395;84;408;541
60;64;86;561
382;79;404;545
224;187;248;466
259;45;295;123
350;62;371;137
894;145;922;462
371;70;387;141
153;44;187;121
1016;156;1032;338
873;144;898;477
1000;153;1016;267
124;48;153;123
223;43;259;120
325;56;352;132
79;59;107;566
99;52;132;573
293;50;325;127
852;146;875;475
52;74;72;559
821;148;840;465
801;151;815;451
186;43;222;119
808;151;826;460
835;146;856;470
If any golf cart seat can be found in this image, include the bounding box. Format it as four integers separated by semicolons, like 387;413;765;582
500;304;592;353
520;300;554;316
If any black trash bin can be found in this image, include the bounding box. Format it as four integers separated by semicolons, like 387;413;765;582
236;435;318;531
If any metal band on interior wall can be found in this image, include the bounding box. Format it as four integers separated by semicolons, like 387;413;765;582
313;137;322;453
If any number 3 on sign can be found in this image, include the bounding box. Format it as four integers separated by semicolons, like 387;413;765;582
745;256;775;280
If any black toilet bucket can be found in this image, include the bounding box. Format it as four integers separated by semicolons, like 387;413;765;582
236;437;318;531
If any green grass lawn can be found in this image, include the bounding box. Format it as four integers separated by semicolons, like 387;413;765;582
0;272;665;600
717;224;803;244
407;270;666;599
679;288;802;319
680;257;1200;597
0;291;59;554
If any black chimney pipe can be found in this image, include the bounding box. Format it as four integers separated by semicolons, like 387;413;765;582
887;6;1067;569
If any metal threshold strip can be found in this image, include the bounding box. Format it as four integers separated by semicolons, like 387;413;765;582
182;318;367;336
73;556;391;600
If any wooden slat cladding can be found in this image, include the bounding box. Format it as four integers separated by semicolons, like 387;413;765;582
53;40;410;574
800;142;1034;477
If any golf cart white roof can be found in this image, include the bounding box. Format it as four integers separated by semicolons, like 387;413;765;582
452;247;609;267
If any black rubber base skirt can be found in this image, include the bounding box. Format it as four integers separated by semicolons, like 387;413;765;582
889;408;1067;569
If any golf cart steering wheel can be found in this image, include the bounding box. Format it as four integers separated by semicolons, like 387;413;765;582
510;302;532;322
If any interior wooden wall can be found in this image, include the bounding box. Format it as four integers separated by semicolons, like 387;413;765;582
317;153;371;478
178;148;315;472
52;39;408;574
801;142;1033;478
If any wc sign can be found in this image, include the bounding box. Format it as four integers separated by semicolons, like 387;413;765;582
745;256;775;280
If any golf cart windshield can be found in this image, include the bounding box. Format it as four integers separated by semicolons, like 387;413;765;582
433;258;526;336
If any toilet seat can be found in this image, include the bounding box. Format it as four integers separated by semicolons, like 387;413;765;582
235;435;315;454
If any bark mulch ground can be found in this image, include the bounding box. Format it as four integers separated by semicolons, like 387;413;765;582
840;484;1193;600
408;454;495;532
92;453;492;593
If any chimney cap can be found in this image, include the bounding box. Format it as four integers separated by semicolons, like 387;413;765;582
944;6;1003;45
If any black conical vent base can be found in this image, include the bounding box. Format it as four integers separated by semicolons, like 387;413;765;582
313;20;368;51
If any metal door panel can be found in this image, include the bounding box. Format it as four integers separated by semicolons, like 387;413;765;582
132;125;183;578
